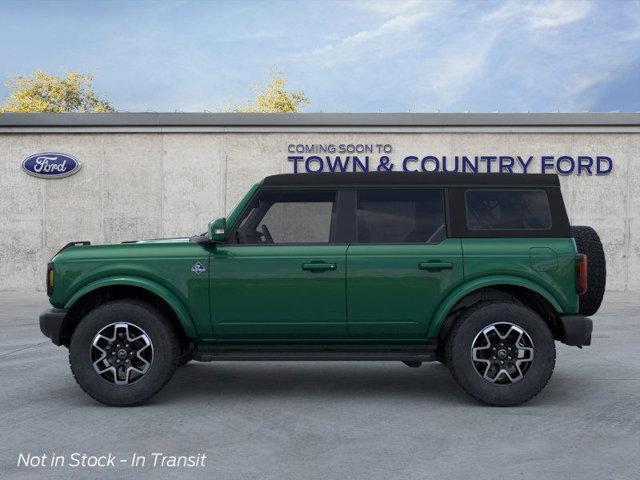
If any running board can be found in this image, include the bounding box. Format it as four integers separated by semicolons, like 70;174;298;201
192;347;436;362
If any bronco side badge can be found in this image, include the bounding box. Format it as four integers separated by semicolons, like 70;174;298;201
191;262;206;275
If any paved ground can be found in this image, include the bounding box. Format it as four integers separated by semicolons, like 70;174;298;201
0;291;639;480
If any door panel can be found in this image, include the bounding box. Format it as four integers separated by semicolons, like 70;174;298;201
211;245;347;340
210;188;347;341
346;188;462;340
346;239;463;339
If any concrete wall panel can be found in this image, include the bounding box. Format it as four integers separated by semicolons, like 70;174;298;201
161;134;226;237
626;134;640;292
224;133;284;215
1;135;46;290
565;134;633;292
101;134;163;243
43;134;104;263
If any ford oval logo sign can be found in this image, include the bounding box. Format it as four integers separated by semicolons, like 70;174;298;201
22;152;81;179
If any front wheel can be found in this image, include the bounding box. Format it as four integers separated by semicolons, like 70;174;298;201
69;300;180;406
445;301;556;406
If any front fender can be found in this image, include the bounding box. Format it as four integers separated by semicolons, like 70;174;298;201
64;276;198;338
426;275;564;338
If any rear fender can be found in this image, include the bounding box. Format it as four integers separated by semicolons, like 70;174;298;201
427;276;563;338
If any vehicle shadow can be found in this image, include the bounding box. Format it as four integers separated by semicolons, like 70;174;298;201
38;359;593;409
154;361;594;408
156;361;475;406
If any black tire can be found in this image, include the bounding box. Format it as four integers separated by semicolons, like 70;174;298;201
69;300;180;406
178;352;193;367
571;225;606;316
446;301;556;407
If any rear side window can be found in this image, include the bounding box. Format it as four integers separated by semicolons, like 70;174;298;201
356;189;446;243
465;189;551;231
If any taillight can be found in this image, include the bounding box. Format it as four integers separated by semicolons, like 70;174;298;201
575;254;588;295
46;262;55;296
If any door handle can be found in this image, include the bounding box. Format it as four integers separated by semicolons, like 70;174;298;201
302;262;337;272
418;261;453;271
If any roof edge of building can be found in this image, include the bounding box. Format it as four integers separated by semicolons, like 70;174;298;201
0;112;639;128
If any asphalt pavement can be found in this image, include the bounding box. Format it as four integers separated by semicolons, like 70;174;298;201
1;290;639;480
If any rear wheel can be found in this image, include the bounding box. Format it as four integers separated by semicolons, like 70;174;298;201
445;301;555;406
178;352;193;366
69;300;180;406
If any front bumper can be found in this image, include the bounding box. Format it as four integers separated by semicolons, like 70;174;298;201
559;315;593;346
39;308;68;346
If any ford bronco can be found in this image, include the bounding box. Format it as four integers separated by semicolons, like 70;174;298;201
39;172;605;406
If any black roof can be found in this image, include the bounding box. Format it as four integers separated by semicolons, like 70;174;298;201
262;172;560;187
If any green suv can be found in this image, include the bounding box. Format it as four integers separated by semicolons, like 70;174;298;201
39;172;605;406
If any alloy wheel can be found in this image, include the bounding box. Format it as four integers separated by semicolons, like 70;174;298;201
90;322;153;385
471;322;534;384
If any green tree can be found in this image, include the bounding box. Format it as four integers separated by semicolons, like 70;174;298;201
234;70;309;113
0;70;114;113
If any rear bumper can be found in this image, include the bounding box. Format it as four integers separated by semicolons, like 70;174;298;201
39;308;67;346
559;315;593;346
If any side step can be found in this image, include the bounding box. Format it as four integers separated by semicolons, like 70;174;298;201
192;346;437;362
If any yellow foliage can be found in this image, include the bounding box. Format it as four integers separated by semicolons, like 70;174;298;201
234;70;309;113
1;70;114;113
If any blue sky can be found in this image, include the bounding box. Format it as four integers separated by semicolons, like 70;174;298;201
0;0;638;112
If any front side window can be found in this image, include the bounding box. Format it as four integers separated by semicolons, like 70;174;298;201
465;189;552;230
356;189;446;243
236;190;336;244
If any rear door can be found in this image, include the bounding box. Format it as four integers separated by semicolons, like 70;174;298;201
346;188;463;340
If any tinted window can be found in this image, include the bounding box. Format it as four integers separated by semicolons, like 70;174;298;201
356;189;445;243
236;190;336;244
465;189;551;230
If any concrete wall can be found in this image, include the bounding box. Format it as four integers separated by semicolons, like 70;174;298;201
1;130;638;291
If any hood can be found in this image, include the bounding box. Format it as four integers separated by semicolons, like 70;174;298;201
51;237;196;263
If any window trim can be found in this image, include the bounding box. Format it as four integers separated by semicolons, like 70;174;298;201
448;186;570;238
352;187;448;245
228;187;343;246
464;188;553;232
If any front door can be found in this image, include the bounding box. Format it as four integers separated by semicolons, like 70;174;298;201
346;188;464;340
211;189;347;341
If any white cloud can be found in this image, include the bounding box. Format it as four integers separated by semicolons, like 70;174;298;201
417;0;599;110
351;0;432;16
420;29;500;109
482;0;523;22
292;0;633;112
483;0;592;29
301;11;430;66
620;0;640;41
224;28;288;42
474;0;638;111
529;0;592;28
567;71;612;98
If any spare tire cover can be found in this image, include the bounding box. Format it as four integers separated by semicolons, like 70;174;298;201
571;225;606;316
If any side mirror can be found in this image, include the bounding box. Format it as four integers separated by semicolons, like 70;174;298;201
208;217;227;243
